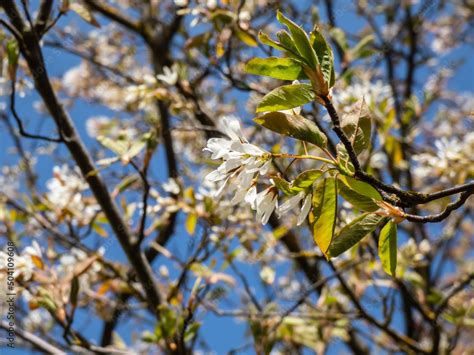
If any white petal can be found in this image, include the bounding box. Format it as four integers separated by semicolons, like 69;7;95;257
278;191;305;217
239;143;266;156
236;170;254;190
220;115;245;141
231;188;247;205
297;193;312;226
261;194;278;225
256;189;278;225
204;138;232;159
259;159;272;175
205;169;227;182
245;186;258;209
217;159;242;173
214;177;229;198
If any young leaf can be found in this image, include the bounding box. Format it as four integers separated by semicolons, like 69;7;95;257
310;28;335;88
312;178;337;257
336;143;355;175
337;181;379;212
186;213;198;235
97;136;128;156
351;34;375;59
327;213;387;258
254;111;327;148
70;3;101;27
6;39;19;79
378;221;397;277
341;99;371;154
245;57;307;80
276;30;301;57
272;176;293;195
234;27;257;47
256;83;316;112
276;10;319;69
338;175;382;201
329;28;349;52
291;169;324;191
258;31;288;51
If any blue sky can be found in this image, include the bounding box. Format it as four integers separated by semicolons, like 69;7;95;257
1;1;473;353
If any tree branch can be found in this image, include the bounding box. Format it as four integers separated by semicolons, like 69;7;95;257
1;6;163;317
82;0;145;37
1;320;67;354
322;96;474;213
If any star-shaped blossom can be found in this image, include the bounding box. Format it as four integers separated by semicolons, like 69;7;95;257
204;116;272;200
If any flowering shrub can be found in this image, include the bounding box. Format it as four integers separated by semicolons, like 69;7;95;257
0;1;472;354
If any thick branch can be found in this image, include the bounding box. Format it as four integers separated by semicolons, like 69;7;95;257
83;0;145;36
322;96;474;212
404;191;473;223
34;0;54;35
1;9;162;316
1;321;66;354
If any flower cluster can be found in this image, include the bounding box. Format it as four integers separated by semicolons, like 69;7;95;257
45;165;99;226
204;116;315;225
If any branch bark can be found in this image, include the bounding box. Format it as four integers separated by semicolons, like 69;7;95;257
1;5;163;317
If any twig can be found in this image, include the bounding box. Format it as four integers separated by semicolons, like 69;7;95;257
0;321;67;354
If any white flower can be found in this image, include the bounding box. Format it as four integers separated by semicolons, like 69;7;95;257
255;187;278;225
85;115;111;138
260;266;275;285
419;240;431;255
159;265;169;278
46;165;99;225
278;191;305;216
174;0;188;7
156;65;178;86
278;191;313;226
204;116;271;202
162;178;180;195
24;241;43;259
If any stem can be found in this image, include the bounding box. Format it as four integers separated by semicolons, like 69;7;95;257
272;153;336;166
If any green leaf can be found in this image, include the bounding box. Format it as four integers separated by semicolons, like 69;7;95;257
351;34;375;59
97;136;128;156
245;57;306;80
327;213;387;258
184;322;201;343
312;178;337;257
234;27;257;47
272;176;293;195
92;222;108;237
330;28;349;52
70;3;101;27
112;174;140;196
258;31;287;51
341;99;372;154
97;133;150;164
337;181;379;212
291;169;324;191
6;39;19;79
378;221;397;277
276;10;319;69
122;139;147;163
186;213;198;235
336;143;355;175
276;30;301;58
310;28;335;88
254;111;327;148
338;175;382;201
256;83;315;112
